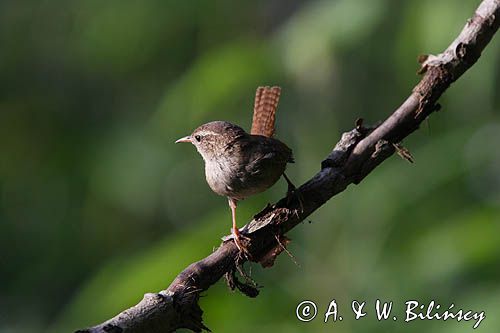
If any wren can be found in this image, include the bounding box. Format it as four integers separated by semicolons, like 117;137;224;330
176;86;296;255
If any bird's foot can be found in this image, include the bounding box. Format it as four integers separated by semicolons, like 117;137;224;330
285;176;304;213
231;227;252;259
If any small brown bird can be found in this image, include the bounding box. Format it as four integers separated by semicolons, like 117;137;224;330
176;86;295;253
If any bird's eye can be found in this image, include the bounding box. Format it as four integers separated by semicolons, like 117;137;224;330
194;135;201;142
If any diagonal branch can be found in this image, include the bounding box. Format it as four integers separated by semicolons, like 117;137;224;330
77;0;499;332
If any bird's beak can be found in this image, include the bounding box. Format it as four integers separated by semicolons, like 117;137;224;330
175;136;192;143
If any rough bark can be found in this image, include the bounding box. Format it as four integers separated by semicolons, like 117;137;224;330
77;0;500;332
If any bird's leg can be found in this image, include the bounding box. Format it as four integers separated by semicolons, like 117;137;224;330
283;173;304;212
228;198;251;257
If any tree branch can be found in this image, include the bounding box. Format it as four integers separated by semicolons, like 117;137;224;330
77;0;500;332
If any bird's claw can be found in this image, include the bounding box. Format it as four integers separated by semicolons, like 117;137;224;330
285;179;304;213
231;228;252;259
283;173;304;212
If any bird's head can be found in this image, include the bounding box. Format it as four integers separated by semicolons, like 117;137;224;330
175;121;246;162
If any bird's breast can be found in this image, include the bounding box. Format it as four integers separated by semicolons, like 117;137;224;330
204;153;287;200
204;158;238;198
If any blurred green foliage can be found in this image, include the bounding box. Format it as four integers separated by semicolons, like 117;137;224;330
0;0;499;332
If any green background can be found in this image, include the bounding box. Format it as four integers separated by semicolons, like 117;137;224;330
1;0;499;332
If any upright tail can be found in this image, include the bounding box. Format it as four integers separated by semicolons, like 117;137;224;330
251;86;281;138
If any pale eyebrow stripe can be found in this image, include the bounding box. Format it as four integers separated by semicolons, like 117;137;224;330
196;130;220;136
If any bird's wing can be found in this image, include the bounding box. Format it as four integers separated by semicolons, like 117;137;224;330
243;136;294;176
250;86;281;137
